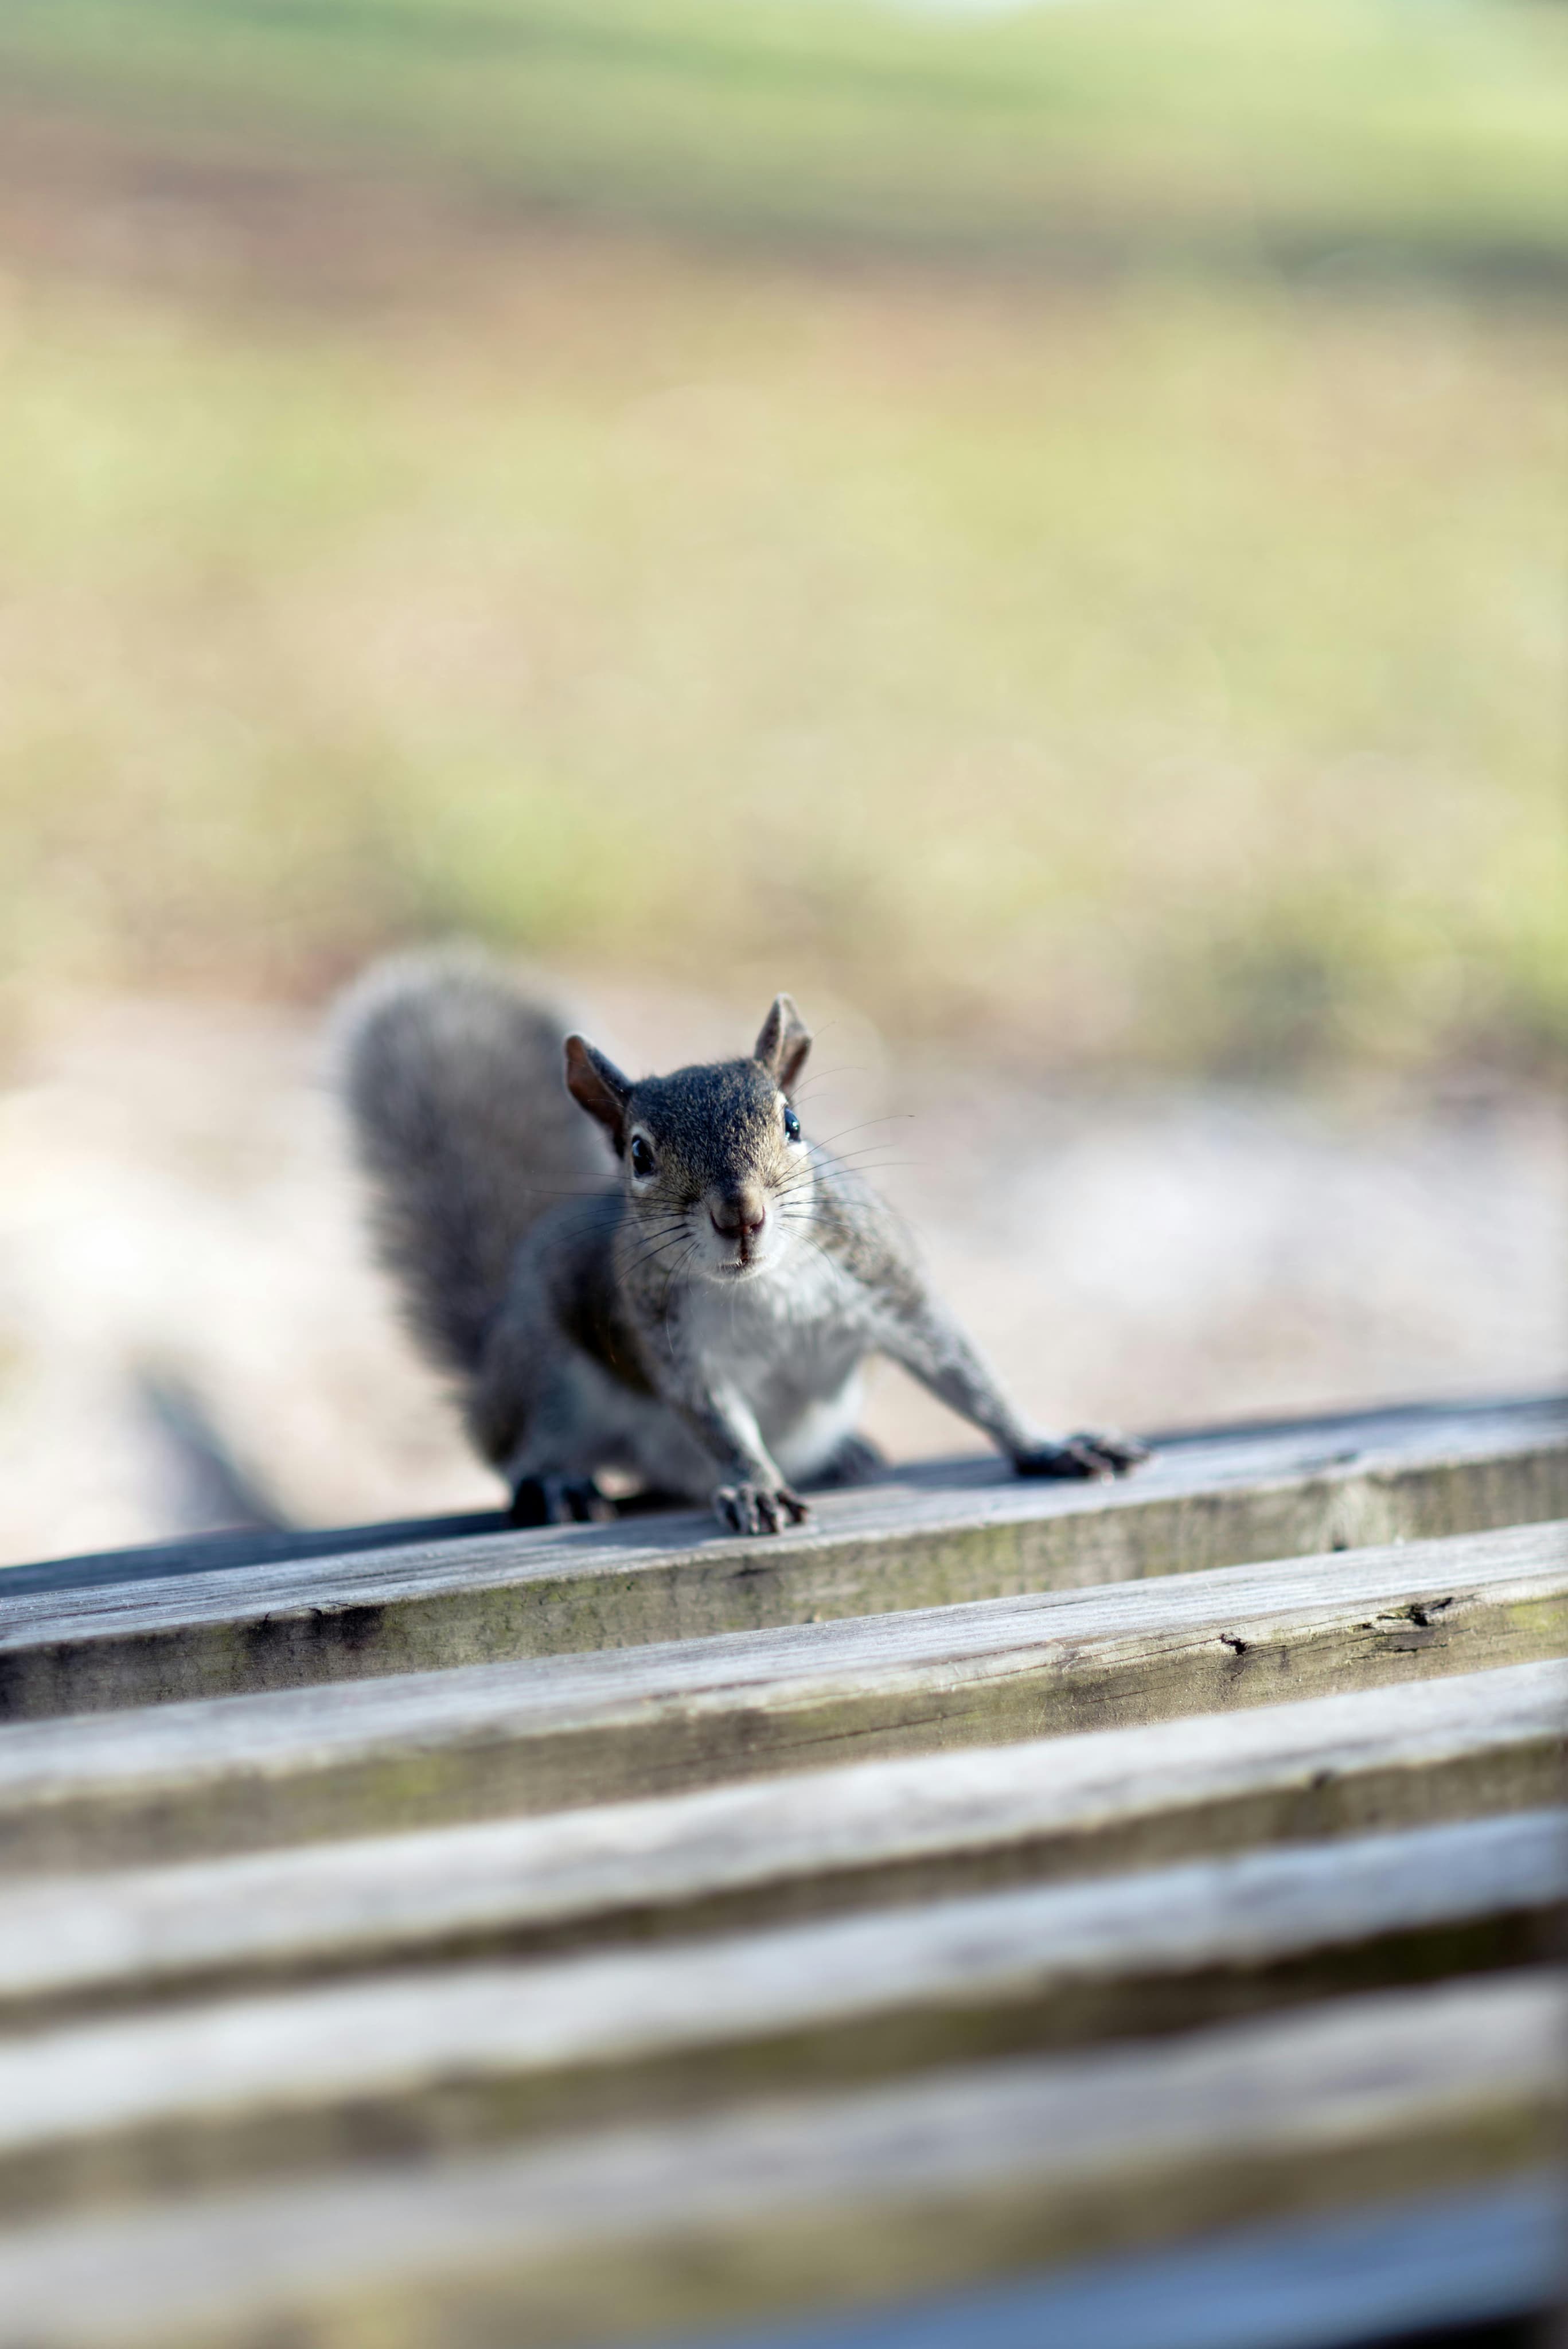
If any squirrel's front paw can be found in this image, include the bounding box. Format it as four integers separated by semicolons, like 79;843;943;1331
713;1483;811;1536
509;1474;617;1528
1013;1431;1150;1481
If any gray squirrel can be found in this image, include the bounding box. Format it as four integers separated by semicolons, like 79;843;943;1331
338;954;1148;1534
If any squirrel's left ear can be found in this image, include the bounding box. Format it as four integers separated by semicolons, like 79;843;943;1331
564;1034;633;1144
754;993;812;1093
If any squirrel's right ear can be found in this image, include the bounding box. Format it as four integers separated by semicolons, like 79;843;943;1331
754;993;812;1092
563;1035;633;1144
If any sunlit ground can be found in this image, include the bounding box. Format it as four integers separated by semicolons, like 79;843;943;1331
0;985;1562;1563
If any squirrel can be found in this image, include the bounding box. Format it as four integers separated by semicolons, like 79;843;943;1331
337;953;1148;1535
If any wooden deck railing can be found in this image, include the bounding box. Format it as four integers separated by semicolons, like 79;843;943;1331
0;1394;1562;2347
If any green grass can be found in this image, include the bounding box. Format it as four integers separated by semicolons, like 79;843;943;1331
0;245;1561;1074
0;0;1563;1074
1;0;1566;276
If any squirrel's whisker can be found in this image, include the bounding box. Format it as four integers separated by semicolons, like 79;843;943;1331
803;1114;915;1150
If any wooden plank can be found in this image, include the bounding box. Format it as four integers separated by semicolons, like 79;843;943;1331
2;1659;1561;2023
0;1972;1558;2348
0;1513;509;1602
11;1401;1557;1604
2;1399;1563;1719
674;2175;1568;2349
1;1521;1562;1873
0;1811;1559;2221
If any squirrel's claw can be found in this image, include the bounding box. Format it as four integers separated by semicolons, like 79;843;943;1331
509;1473;617;1528
1013;1431;1150;1482
715;1482;811;1536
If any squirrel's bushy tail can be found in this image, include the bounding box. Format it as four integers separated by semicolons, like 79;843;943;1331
336;952;607;1375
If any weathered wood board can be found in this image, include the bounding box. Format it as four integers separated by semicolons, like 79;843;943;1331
0;1811;1559;2220
2;1659;1559;2022
0;1970;1559;2349
1;1520;1561;1872
3;1399;1563;1718
677;2174;1568;2349
1;1400;1562;2348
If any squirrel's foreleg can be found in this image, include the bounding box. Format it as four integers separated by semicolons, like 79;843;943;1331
668;1380;812;1537
872;1291;1147;1482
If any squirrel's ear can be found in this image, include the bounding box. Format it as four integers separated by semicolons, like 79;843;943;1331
754;993;811;1093
563;1035;633;1143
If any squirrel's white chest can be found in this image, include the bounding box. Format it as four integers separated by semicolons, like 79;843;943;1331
681;1244;867;1413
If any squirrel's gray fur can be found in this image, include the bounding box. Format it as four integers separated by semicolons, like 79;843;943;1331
337;953;606;1377
337;953;1146;1534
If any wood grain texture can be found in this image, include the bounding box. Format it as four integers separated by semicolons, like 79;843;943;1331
0;1970;1559;2348
2;1400;1563;1720
0;1810;1560;2219
2;1659;1561;2021
651;2175;1568;2349
1;1520;1562;1872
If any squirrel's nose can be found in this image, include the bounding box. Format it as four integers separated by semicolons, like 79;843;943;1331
711;1187;766;1240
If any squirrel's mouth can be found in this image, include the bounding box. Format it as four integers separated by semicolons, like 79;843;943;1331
712;1250;767;1279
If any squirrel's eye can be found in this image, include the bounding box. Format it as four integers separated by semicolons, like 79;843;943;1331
783;1106;802;1142
629;1135;656;1179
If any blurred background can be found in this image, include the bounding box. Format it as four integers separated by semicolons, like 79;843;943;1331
0;0;1562;1563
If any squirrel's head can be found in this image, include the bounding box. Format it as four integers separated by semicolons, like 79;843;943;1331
563;996;814;1283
